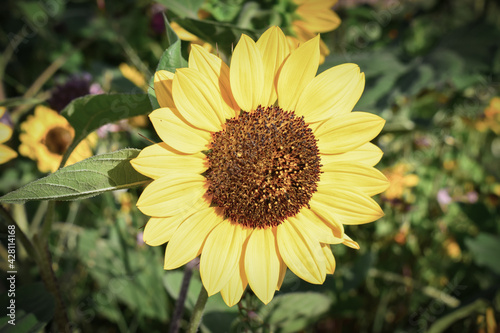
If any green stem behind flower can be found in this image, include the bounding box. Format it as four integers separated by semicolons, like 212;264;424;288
187;285;209;333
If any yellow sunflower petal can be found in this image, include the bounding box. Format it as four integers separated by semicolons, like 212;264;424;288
149;108;211;154
189;45;239;117
0;145;17;164
342;234;360;250
154;70;175;108
296;6;341;33
0;123;13;143
313;185;384;225
321;244;336;274
220;259;248;307
164;207;223;269
173;68;225;131
295;64;364;123
277;35;320;111
244;228;280;304
131;143;206;180
291;208;342;244
276;256;287;291
200;222;247;296
136;173;206;217
256;26;290;107
320;142;383;166
315;112;385;154
307;199;344;238
321;162;389;196
143;216;185;246
230;34;265;111
277;218;326;284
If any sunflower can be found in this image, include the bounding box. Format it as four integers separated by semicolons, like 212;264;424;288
0;107;17;164
131;26;388;306
19;106;96;173
287;0;342;63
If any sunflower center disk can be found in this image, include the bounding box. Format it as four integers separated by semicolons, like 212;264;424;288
206;105;322;229
44;127;72;155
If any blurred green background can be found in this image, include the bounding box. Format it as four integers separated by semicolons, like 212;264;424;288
1;0;500;332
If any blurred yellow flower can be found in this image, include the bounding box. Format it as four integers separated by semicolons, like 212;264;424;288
287;0;341;63
382;163;419;201
119;63;148;91
19;106;96;173
171;22;213;52
474;97;500;134
0;107;17;164
131;26;388;307
118;64;150;128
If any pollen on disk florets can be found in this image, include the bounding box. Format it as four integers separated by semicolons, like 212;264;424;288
205;105;322;229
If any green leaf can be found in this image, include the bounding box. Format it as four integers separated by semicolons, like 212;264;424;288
156;0;205;19
203;0;244;22
77;223;170;322
0;149;150;204
148;15;188;110
258;292;332;333
0;282;55;332
465;233;500;274
59;93;152;165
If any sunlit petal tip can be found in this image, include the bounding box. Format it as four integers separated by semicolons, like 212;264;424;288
164;207;223;270
244;228;280;304
173;68;225;131
154;70;175;108
230;34;265;111
256;26;290;106
200;222;247;296
277;34;320;111
277;220;326;284
321;244;336;275
143;216;184;246
316;112;386;154
149;108;211;154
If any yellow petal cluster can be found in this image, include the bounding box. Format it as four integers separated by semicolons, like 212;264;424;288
132;26;388;306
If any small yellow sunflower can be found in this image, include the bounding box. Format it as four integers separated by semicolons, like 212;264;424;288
131;26;388;306
19;106;96;173
0;107;17;164
288;0;341;63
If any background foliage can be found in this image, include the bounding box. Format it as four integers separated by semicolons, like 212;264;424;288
1;0;500;332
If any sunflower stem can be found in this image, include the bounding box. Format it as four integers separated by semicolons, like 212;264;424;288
169;258;199;333
187;285;209;333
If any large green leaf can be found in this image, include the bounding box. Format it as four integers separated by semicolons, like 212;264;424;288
0;149;150;204
465;233;500;274
0;282;55;332
59;93;151;164
148;14;188;110
258;292;332;333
